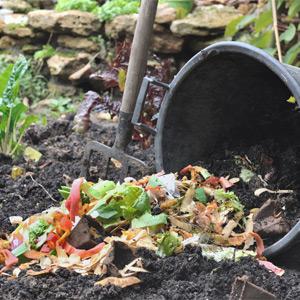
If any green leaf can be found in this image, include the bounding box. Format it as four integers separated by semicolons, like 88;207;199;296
118;68;126;92
95;0;140;21
156;231;181;258
214;189;244;212
90;184;143;222
0;64;13;100
1;56;28;107
280;24;296;43
250;30;273;49
55;0;98;12
195;188;208;204
88;181;116;199
34;45;56;60
287;96;296;104
24;146;42;162
19;114;38;137
225;15;255;37
254;10;272;33
58;186;71;199
263;47;277;56
277;0;285;9
284;42;300;65
148;175;163;188
199;167;211;180
240;168;255;183
96;203;120;220
11;242;29;257
29;219;49;249
288;0;300;18
132;192;151;214
131;212;168;229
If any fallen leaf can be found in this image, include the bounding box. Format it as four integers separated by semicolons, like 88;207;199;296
258;260;285;276
220;177;233;189
95;276;141;288
169;215;193;232
180;188;195;213
249;232;265;257
160;199;177;210
240;168;255;183
229;178;240;184
12;267;21;278
254;188;293;197
24;147;42;163
9;216;23;225
11;166;25;180
24;250;46;260
27;267;53;276
222;220;238;239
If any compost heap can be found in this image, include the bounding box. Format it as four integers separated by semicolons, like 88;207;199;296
0;165;284;287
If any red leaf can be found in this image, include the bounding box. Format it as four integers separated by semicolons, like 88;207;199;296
65;178;84;222
73;91;101;133
258;260;285;276
250;232;265;257
219;177;233;190
204;176;220;187
64;241;105;259
0;249;18;272
180;165;193;175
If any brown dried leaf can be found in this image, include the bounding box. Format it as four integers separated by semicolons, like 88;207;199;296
180;188;195;213
95;276;141;288
27;267;53;276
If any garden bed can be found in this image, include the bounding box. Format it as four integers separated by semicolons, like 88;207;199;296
1;117;300;300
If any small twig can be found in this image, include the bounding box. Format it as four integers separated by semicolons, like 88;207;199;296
271;0;283;62
28;174;58;202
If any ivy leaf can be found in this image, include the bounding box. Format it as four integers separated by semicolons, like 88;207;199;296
254;10;272;33
131;212;168;229
283;42;300;65
280;24;296;44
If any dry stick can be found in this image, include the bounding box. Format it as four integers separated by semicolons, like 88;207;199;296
271;0;283;62
28;174;58;202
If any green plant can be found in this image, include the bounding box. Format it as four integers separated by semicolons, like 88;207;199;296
0;57;38;157
20;60;49;103
95;0;140;21
225;0;300;65
48;97;76;116
159;0;193;18
34;45;56;60
55;0;98;12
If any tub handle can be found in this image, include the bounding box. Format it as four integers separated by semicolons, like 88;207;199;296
132;76;170;135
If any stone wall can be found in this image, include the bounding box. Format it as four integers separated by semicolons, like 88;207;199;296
0;0;248;92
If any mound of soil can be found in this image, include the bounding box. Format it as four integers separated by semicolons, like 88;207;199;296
1;117;300;300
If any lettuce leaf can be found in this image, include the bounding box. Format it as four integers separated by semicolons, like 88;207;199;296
88;180;116;199
131;212;167;229
156;231;181;257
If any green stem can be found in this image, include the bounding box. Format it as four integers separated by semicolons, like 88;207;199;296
2;108;12;155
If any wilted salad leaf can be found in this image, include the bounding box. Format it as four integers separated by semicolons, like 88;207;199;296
156;231;181;257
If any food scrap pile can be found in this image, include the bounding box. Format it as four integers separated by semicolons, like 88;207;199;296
0;165;284;288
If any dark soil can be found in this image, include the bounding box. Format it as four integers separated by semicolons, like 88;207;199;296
1;118;300;300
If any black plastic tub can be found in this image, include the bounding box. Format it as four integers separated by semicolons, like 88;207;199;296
133;41;300;261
